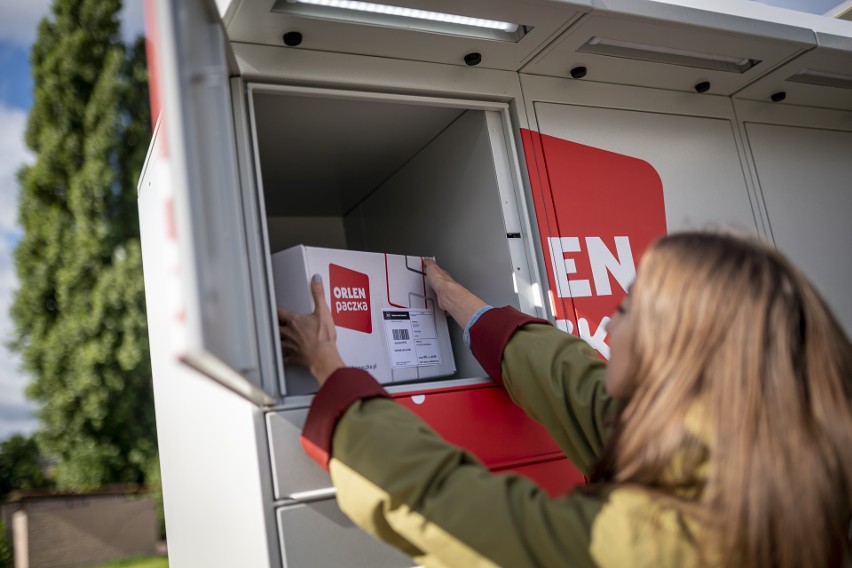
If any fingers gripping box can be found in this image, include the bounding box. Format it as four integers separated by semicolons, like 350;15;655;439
272;246;456;392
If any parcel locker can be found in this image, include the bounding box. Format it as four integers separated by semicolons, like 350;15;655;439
245;86;577;565
139;0;852;565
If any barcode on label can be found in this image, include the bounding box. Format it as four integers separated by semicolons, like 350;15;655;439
392;329;410;341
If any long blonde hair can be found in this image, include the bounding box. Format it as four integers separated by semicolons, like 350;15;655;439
594;232;852;567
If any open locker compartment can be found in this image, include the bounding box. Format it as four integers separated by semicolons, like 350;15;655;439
246;84;543;401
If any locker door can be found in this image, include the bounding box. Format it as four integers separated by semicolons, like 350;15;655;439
148;0;275;404
743;122;852;336
523;100;756;361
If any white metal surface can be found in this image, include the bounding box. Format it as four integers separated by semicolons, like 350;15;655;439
737;109;852;335
267;409;332;499
484;110;549;321
734;28;852;111
521;75;760;235
534;103;757;234
152;0;274;404
276;501;414;566
139;125;281;568
231;77;282;396
522;11;809;95
233;42;529;114
226;0;589;71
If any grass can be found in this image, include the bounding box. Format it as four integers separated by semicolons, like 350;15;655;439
91;557;168;568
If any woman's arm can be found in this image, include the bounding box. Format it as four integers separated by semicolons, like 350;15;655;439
482;311;616;474
281;272;603;566
422;258;487;329
304;369;603;568
425;261;617;474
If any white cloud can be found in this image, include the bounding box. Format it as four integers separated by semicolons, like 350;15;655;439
0;0;146;49
0;231;36;441
0;101;35;441
0;0;52;48
0;103;29;232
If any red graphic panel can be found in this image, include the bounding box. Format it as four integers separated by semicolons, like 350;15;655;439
521;129;667;358
394;383;585;497
329;264;372;334
143;0;162;131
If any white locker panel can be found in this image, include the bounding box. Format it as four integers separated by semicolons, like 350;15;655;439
745;123;852;336
267;409;333;500
277;501;414;567
532;102;757;235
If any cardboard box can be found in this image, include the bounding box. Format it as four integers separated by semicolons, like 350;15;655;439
272;246;456;392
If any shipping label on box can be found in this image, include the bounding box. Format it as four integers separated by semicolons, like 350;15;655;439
272;246;456;387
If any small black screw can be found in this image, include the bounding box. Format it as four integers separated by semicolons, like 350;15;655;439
464;52;482;67
770;91;786;103
283;32;302;47
694;81;711;93
570;66;587;79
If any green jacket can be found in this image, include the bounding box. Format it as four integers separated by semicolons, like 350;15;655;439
301;306;708;567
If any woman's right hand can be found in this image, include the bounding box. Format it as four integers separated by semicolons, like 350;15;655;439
423;259;488;329
422;259;457;311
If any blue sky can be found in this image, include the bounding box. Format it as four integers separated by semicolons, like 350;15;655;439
0;44;32;109
0;0;847;441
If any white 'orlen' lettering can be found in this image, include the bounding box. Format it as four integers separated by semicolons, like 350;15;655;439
547;236;635;360
333;286;366;300
547;236;635;298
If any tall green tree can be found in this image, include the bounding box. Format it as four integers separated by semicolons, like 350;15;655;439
11;0;154;488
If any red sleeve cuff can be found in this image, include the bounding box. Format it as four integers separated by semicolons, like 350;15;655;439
300;368;391;470
469;306;550;385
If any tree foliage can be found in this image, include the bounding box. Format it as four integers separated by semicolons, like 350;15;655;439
0;434;52;499
11;0;154;488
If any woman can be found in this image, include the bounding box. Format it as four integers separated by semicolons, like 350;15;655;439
278;232;852;567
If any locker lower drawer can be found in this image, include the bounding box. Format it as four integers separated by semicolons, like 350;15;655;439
277;499;414;567
393;384;565;468
267;384;572;499
267;408;332;500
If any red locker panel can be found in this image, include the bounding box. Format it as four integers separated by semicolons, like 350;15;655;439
521;128;668;359
393;384;578;473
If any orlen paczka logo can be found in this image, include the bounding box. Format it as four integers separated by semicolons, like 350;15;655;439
329;263;372;333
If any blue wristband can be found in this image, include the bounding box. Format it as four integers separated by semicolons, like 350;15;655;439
463;305;493;348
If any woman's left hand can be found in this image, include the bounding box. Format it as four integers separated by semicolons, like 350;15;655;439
277;275;345;386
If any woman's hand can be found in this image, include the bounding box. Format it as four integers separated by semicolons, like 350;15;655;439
423;259;488;329
277;275;344;386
